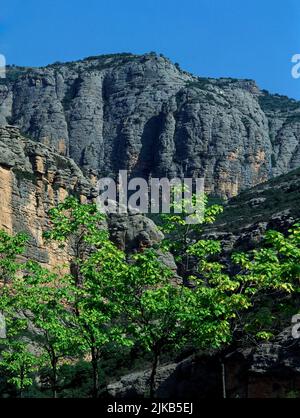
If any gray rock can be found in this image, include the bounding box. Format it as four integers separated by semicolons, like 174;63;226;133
107;354;221;399
0;126;168;270
2;54;299;198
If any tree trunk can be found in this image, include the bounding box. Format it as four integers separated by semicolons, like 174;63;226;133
220;359;226;399
51;358;58;398
19;368;24;398
91;348;99;398
149;350;160;399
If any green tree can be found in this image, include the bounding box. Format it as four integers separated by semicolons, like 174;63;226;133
11;261;78;398
0;339;39;398
0;230;27;285
44;197;132;398
3;196;300;400
231;225;300;340
118;248;189;398
160;188;223;279
70;236;132;398
182;228;300;397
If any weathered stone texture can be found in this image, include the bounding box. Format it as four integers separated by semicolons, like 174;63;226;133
1;54;299;198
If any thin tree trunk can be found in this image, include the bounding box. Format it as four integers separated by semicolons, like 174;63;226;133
149;351;160;399
51;358;58;398
91;348;99;398
221;360;226;399
20;368;24;398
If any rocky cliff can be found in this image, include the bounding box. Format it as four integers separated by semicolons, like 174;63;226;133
1;53;299;198
1;53;300;399
204;164;300;253
0;125;165;269
107;327;300;399
0;125;92;268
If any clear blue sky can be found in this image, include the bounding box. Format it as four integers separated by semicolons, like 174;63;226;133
1;0;299;99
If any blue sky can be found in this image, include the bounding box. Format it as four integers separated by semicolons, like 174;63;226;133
1;0;299;98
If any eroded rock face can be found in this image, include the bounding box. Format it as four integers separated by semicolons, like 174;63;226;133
246;327;300;398
1;53;299;198
203;164;300;254
107;355;222;399
0;125;92;268
106;209;164;252
107;328;300;399
0;126;167;269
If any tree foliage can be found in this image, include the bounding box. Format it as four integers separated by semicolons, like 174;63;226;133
0;198;300;398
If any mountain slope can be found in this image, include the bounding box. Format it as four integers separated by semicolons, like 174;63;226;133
206;166;300;251
1;53;299;198
0;125;164;268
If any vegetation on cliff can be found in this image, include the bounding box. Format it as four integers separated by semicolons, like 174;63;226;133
0;197;299;398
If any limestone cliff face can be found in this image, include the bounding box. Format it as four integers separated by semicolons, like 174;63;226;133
0;125;165;268
1;53;299;198
258;93;300;177
0;125;92;268
204;164;300;253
